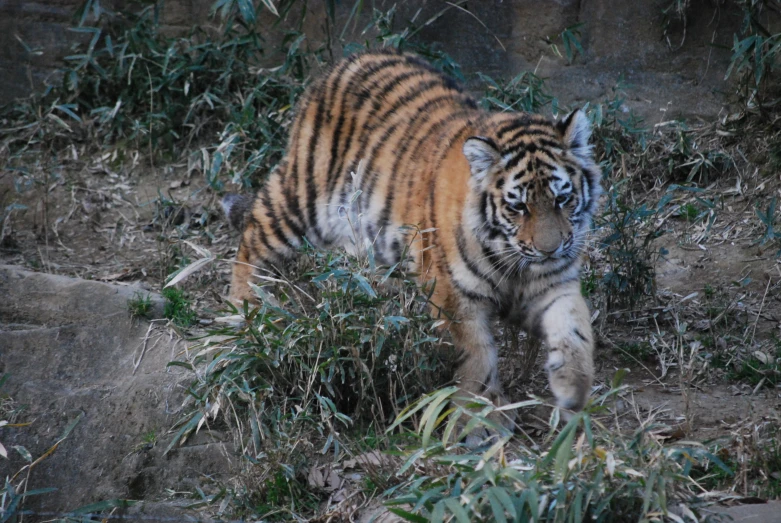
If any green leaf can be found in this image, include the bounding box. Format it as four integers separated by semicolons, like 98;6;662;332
166;361;194;370
490;487;517;520
54;104;82;122
553;419;577;480
59;411;85;440
431;500;445;522
611;368;628;389
443;498;471;523
19;487;58;497
542;412;580;468
387;508;428;523
419;391;452;448
236;0;256;24
164;411;203;455
12;445;32;462
259;0;279;16
388;386;458;433
397;446;428;476
485;490;508;523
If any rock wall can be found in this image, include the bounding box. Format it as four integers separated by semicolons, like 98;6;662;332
0;0;776;120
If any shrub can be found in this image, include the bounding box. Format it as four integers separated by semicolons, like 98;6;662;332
167;245;451;460
385;382;730;522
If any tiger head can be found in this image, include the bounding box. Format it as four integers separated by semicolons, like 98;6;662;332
463;110;602;264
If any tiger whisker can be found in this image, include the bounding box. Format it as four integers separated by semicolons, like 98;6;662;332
495;252;523;288
483;251;521;281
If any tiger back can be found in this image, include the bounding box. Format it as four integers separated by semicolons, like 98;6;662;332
224;49;602;428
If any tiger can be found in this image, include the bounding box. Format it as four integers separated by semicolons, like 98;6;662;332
222;49;602;426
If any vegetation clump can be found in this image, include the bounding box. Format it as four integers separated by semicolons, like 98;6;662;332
385;384;729;522
127;291;154;318
162;286;197;327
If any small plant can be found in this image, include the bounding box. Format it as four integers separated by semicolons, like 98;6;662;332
754;196;781;255
385;380;730;522
585;82;648;169
366;5;464;82
164;245;450;519
127;291;153;318
728;345;781;388
664;122;730;184
725;0;781;112
678;202;699;222
252;469;319;519
580;264;599;298
132;430;158;453
597;185;672;309
1;0;309;192
549;23;585;64
478;71;556;114
1;411;84;521
697;423;781;499
661;0;690;49
161;287;197;328
615;341;655;363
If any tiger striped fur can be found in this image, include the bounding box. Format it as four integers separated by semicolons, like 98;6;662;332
223;50;602;419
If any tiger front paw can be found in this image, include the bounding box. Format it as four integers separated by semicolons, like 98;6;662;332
545;348;593;412
460;392;516;448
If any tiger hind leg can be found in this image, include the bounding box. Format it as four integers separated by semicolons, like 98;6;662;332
222;193;295;307
229;235;261;306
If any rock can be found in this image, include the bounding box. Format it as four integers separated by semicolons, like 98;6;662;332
0;265;234;516
706;501;781;522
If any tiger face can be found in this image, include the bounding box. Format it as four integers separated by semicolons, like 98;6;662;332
463;110;601;267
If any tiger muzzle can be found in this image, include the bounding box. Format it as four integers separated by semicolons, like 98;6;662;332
530;210;569;257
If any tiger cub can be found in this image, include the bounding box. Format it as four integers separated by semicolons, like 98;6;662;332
223;49;602;417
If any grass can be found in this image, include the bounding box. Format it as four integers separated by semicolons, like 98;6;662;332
728;346;781;388
162;287;197;328
696;423;781;500
127;291;153;318
163;240;742;520
168;244;451;441
0;409;84;522
162;245;453;519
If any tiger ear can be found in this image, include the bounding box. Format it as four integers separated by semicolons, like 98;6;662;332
463;137;501;180
557;110;592;159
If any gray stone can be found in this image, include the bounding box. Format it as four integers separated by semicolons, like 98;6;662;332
0;266;234;516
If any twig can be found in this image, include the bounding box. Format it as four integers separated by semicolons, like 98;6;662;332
444;2;506;51
749;277;771;346
602;337;668;388
133;321;165;374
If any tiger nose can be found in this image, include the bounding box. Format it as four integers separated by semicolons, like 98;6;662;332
534;236;561;256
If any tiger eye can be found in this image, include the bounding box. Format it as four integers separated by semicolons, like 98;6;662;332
509;201;528;214
555;194;571;207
